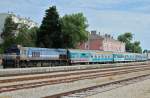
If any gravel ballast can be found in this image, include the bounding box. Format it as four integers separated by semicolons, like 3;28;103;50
0;70;150;98
86;79;150;98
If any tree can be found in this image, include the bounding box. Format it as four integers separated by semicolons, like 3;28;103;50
0;16;18;52
16;26;38;47
0;16;38;53
36;6;63;48
133;41;142;53
118;32;142;53
61;13;88;48
1;16;18;39
118;32;132;43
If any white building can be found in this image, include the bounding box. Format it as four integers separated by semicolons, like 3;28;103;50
11;14;38;28
0;13;38;43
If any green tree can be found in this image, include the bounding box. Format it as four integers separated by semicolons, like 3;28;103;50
118;32;142;53
1;16;18;39
133;41;142;53
61;13;88;48
118;32;132;43
16;26;38;47
1;16;18;52
36;6;63;48
0;16;38;53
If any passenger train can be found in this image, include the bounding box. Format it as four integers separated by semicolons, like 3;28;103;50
2;45;148;68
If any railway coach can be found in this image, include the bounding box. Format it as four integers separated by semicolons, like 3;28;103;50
67;49;90;64
68;50;113;64
113;52;136;62
89;51;113;63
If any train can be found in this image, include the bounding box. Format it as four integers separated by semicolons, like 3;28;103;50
2;45;148;68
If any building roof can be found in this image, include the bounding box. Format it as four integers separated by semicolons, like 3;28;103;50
89;31;103;40
89;31;124;44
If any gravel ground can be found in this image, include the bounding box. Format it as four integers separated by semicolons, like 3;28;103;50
86;79;150;98
0;70;150;98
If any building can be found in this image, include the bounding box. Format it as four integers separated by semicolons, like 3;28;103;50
0;13;38;43
10;14;38;28
78;31;125;52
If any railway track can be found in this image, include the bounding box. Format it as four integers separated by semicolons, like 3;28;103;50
0;64;149;83
0;64;150;94
45;74;150;98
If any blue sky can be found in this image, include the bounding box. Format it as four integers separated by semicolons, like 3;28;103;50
0;0;150;50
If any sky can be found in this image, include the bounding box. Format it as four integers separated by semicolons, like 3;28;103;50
0;0;150;50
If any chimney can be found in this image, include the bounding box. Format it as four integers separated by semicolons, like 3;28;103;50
99;32;101;36
105;34;107;37
91;30;97;35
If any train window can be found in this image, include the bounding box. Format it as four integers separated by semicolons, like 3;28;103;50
38;52;40;57
24;50;26;55
32;52;40;57
125;55;127;58
32;52;34;57
95;55;97;58
81;53;89;58
117;55;119;58
81;53;86;56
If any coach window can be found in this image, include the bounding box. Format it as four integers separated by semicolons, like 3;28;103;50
37;52;40;57
24;50;26;55
102;55;103;58
32;52;35;57
95;55;97;58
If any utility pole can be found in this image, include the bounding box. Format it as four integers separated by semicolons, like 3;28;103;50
132;34;135;63
132;34;135;53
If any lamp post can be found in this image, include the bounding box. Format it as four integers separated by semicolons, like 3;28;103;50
132;34;135;53
132;34;136;63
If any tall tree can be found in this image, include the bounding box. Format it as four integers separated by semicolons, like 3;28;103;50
1;16;18;51
118;32;142;53
61;13;88;48
36;6;63;48
1;16;18;39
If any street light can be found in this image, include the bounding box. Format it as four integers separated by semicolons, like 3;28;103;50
132;34;135;53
